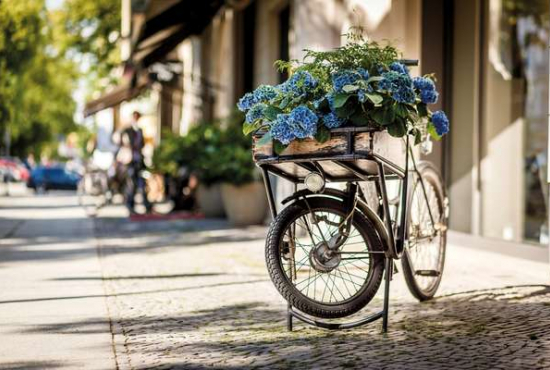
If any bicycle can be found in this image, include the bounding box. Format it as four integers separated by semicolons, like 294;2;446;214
253;77;449;331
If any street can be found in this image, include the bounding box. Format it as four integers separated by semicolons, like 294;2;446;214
1;189;550;369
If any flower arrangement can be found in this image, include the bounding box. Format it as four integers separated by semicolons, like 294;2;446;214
238;32;449;153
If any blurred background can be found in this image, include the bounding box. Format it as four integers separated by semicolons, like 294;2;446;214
1;0;549;251
1;1;550;368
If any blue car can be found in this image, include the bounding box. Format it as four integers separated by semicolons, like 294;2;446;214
27;166;81;191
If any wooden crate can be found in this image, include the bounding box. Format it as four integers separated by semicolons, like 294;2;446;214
252;129;407;180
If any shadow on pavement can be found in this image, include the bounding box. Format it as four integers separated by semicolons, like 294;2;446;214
0;278;269;306
131;284;550;369
11;284;550;369
0;361;65;369
0;214;266;266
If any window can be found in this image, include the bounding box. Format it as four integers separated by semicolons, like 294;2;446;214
480;0;549;244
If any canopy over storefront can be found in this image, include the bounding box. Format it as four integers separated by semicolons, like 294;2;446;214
84;0;224;117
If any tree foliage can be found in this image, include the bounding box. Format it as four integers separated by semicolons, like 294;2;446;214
0;0;79;157
53;0;121;88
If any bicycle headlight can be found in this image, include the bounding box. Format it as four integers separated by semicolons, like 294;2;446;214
304;172;325;193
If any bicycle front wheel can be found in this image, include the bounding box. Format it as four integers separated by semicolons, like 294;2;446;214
402;162;447;301
266;197;385;319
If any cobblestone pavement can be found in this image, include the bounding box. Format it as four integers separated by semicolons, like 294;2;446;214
91;204;550;370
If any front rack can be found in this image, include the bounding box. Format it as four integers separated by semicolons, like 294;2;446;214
253;127;408;185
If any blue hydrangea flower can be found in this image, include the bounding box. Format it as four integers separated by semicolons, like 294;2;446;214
420;89;438;104
378;71;415;104
237;92;255;112
432;111;449;136
412;76;434;91
288;106;318;138
331;68;369;93
237;85;278;112
270;106;318;144
413;77;438;104
281;71;318;98
389;62;409;75
326;93;336;111
245;103;266;124
271;114;296;145
321;112;345;129
253;85;278;103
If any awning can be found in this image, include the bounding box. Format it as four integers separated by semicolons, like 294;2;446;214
83;77;148;117
84;0;224;117
132;0;224;68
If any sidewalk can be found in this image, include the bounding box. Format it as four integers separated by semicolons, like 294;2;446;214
95;203;550;370
0;190;116;369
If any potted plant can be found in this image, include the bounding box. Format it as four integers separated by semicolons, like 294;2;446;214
238;33;449;153
191;124;226;218
216;114;267;226
152;131;195;211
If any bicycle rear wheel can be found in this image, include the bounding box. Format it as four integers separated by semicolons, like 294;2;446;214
266;197;385;319
401;162;447;301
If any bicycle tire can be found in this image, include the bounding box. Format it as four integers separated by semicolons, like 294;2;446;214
266;197;385;319
401;162;447;301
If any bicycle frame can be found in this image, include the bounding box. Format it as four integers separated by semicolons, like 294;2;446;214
256;127;428;260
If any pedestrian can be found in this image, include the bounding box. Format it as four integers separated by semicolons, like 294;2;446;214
120;111;152;215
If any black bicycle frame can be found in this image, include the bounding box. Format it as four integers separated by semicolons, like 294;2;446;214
257;126;415;260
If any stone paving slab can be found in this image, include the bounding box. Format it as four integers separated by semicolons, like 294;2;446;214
0;191;116;370
93;204;550;370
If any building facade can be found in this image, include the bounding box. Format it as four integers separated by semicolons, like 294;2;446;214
86;0;550;259
179;0;549;257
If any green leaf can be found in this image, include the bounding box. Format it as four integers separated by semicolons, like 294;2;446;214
242;121;263;135
366;93;383;106
333;93;351;108
256;132;273;146
395;103;408;118
366;76;384;84
372;108;396;126
349;112;370;126
279;96;291;109
387;120;406;137
335;101;356;118
427;122;442;141
417;103;428;118
263;105;282;121
414;128;422;145
273;140;287;154
315;97;329;110
342;84;359;93
314;125;331;143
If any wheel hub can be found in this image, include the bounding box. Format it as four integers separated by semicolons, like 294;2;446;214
309;242;341;273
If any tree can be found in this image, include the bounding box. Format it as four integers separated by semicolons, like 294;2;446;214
0;0;79;156
53;0;121;91
0;0;43;154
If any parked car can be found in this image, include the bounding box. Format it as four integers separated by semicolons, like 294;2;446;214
27;166;81;192
0;157;30;182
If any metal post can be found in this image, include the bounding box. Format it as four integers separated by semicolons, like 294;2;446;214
261;166;277;218
377;163;397;258
382;257;392;333
287;302;293;331
396;134;410;256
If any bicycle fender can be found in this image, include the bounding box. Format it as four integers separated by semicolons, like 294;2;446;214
281;188;395;258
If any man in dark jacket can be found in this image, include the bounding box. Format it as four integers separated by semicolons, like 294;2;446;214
122;111;152;214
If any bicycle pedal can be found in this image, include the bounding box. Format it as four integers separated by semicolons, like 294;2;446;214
393;264;399;274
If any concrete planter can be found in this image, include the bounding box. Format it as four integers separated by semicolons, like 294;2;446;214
221;182;267;226
196;183;225;218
